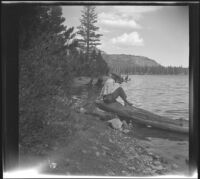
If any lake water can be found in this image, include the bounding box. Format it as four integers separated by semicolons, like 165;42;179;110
121;75;189;120
72;75;189;121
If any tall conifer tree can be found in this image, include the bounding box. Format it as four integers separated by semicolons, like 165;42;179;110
77;6;102;62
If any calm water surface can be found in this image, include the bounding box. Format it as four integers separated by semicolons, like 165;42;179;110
122;75;189;120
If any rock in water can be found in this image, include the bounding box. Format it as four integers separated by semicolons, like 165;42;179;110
107;118;123;130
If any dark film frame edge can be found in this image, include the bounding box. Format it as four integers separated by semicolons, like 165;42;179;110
1;1;199;177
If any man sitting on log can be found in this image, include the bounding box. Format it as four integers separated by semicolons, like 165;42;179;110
97;72;133;106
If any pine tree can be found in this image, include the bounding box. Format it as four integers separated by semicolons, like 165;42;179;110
77;6;102;62
19;5;79;147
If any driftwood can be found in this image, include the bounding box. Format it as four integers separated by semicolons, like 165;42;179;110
95;101;189;134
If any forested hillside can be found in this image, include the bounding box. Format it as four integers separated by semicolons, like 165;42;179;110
102;54;160;67
102;54;188;75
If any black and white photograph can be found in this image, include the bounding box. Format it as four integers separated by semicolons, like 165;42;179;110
2;1;199;178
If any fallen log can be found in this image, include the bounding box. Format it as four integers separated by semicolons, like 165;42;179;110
95;100;189;134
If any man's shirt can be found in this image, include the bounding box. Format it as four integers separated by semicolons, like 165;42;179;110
100;78;120;96
99;77;124;104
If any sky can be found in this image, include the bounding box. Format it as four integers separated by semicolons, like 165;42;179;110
62;6;189;67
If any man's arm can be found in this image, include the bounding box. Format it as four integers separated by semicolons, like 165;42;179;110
97;80;109;100
98;86;105;100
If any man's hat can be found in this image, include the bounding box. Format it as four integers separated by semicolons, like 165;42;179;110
111;72;120;78
111;72;123;82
